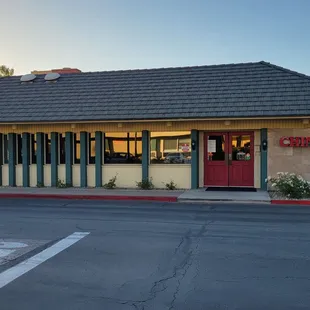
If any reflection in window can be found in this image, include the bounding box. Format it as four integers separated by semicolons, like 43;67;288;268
231;135;251;161
89;133;96;164
17;134;22;164
45;134;51;164
3;134;8;164
104;132;142;164
59;134;66;164
31;134;37;164
73;133;80;164
150;132;191;164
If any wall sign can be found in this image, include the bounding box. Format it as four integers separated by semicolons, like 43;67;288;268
280;137;310;147
208;140;216;153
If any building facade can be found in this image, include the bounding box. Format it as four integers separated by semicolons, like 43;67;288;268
0;61;309;190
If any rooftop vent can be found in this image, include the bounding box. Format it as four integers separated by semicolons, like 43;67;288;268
44;72;60;82
20;73;36;83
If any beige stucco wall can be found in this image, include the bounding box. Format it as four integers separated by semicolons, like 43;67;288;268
58;164;66;183
16;164;23;187
72;165;80;187
44;165;51;186
103;165;142;188
87;165;96;187
2;164;8;186
149;165;191;189
268;129;310;180
30;165;37;187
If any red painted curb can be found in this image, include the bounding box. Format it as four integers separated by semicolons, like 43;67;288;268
271;200;310;205
0;193;178;202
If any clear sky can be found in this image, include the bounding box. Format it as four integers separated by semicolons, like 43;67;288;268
1;0;310;75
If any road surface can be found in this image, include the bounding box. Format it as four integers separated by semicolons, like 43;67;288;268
0;199;309;309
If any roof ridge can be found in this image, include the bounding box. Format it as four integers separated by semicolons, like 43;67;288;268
10;61;263;78
259;61;310;82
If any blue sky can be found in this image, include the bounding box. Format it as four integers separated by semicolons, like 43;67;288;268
1;0;310;75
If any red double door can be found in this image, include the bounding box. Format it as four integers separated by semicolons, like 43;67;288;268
204;132;254;187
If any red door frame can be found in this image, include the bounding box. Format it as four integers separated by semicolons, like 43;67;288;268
204;131;255;187
204;132;229;187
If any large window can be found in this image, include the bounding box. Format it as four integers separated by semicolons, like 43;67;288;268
31;134;37;164
150;132;191;164
3;134;8;164
89;133;96;164
73;133;80;164
104;132;142;164
59;133;66;164
17;134;22;164
45;134;51;164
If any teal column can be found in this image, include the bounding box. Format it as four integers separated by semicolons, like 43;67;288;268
51;132;58;187
65;132;73;186
80;132;87;187
260;128;268;190
8;133;16;187
0;134;3;186
142;130;149;180
191;130;199;189
95;131;102;187
22;133;30;187
36;133;44;186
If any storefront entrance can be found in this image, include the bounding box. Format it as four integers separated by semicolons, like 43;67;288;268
204;132;254;187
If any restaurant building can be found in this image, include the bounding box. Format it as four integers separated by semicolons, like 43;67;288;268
0;61;309;190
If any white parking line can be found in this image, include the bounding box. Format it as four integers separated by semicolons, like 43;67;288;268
0;232;90;289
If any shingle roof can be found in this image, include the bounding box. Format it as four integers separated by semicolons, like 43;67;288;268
0;61;310;123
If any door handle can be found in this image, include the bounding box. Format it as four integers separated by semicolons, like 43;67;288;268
228;153;232;165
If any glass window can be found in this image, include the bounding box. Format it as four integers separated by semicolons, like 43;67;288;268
3;134;8;164
17;134;22;164
73;133;80;164
31;134;37;164
150;132;191;164
207;135;225;161
59;133;66;164
89;133;96;164
104;132;142;164
231;135;251;161
45;134;51;164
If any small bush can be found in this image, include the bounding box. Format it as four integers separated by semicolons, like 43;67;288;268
164;180;177;190
37;182;45;188
136;178;154;190
56;179;70;188
268;172;310;199
103;175;117;189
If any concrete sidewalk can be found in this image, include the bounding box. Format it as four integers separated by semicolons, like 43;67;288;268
179;189;271;203
0;187;271;203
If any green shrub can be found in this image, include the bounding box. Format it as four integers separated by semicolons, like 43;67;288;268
37;182;45;188
136;178;154;190
103;175;117;189
164;180;177;190
56;179;70;188
268;172;310;199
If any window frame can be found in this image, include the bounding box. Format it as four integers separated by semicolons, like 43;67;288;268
150;132;192;165
104;132;142;165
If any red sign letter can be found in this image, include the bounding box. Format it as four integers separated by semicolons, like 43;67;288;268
280;137;290;147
